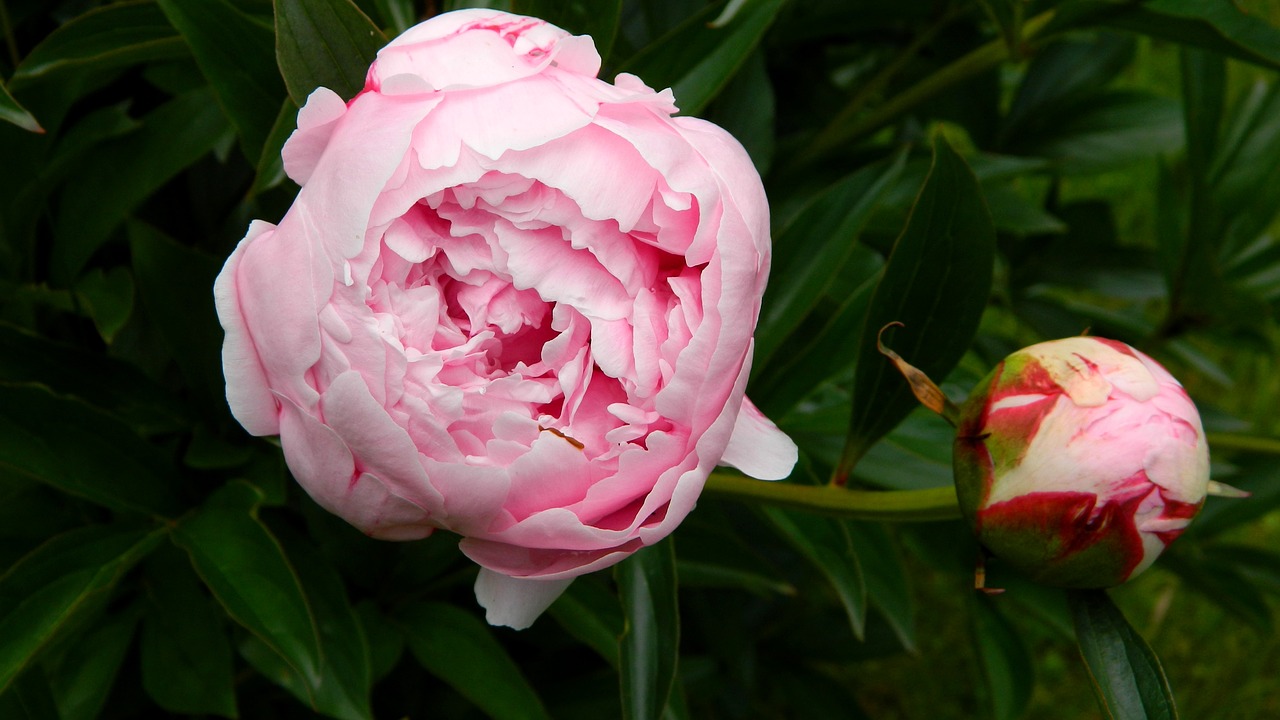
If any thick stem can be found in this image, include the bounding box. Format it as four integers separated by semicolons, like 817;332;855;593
703;473;960;521
1206;432;1280;455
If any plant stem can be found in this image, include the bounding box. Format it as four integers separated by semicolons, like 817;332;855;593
797;9;1057;165
703;473;960;521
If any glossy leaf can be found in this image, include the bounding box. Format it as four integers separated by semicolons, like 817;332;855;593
512;0;623;61
0;383;182;517
617;539;680;720
846;522;915;651
1077;0;1280;70
252;97;300;195
763;508;866;640
51;88;229;283
971;594;1034;720
128;222;226;417
548;575;624;666
0;524;164;694
399;601;550;720
755;154;906;370
9;1;187;89
619;0;785;116
240;523;374;720
1069;589;1178;720
172;481;323;690
139;549;237;718
46;608;138;720
275;0;387;104
0;670;59;720
156;0;285;159
0;83;42;134
841;134;995;470
73;267;134;344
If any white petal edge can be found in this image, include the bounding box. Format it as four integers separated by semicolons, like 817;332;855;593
719;396;797;481
474;570;573;630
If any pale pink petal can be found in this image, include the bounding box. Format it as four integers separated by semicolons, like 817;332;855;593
214;221;279;436
473;570;573;629
282;87;348;185
720;396;798;480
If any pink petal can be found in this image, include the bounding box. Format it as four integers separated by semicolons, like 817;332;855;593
719;396;798;480
214;220;280;436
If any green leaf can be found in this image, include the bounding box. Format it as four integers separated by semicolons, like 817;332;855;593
52;88;230;283
0;82;42;134
139;548;237;718
45;608;139;720
618;0;786;116
0;383;182;517
274;0;388;104
762;508;866;640
353;601;403;683
398;601;550;720
0;669;59;720
1159;548;1272;632
240;523;374;720
172;481;323;689
841;133;995;471
754;153;906;371
156;0;286;159
846;522;915;651
252;98;300;195
0;524;165;694
73;267;134;344
548;575;624;666
1068;589;1178;720
512;0;623;61
9;1;187;90
617;539;680;720
970;594;1034;720
128;222;227;418
1066;0;1280;71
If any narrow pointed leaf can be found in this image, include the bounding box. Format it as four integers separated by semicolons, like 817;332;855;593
398;601;550;720
971;594;1034;720
274;0;387;104
172;481;323;690
1069;589;1178;720
842;134;995;468
0;524;165;694
46;609;139;720
763;508;866;640
618;0;785;116
617;539;679;720
156;0;285;159
0;83;42;133
0;383;182;517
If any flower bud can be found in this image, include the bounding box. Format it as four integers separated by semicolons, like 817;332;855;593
953;337;1210;588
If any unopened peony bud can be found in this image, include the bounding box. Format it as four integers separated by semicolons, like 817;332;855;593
953;337;1210;588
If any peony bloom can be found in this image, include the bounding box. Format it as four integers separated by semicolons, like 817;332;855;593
214;9;796;628
953;337;1210;587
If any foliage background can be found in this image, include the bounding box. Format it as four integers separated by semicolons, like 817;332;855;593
2;0;1280;718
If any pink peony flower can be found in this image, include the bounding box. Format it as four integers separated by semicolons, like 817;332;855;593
213;9;796;628
953;337;1210;588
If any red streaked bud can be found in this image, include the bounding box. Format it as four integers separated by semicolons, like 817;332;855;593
954;337;1210;588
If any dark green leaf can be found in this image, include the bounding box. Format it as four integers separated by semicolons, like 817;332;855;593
0;383;182;517
172;481;323;690
139;548;237;718
9;1;187;89
548;575;624;666
619;0;786;116
399;601;551;720
846;522;914;651
0;524;165;694
128;222;227;418
512;0;623;61
970;594;1033;720
0;82;42;134
240;523;374;720
156;0;286;159
252;98;300;195
46;608;139;720
353;601;403;683
1021;91;1183;174
762;508;866;640
1069;589;1178;720
754;154;906;370
0;670;59;720
675;559;794;597
73;267;134;344
274;0;388;104
842;134;995;468
1159;549;1272;631
52;88;230;283
617;539;680;720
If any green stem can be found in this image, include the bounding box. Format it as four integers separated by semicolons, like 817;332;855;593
799;9;1057;162
703;473;960;522
1206;432;1280;455
0;0;19;69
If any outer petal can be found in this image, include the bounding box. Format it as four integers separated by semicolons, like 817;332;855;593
213;220;279;436
720;396;797;480
474;569;574;629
